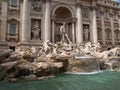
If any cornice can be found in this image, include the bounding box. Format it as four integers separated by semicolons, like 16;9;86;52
97;3;120;10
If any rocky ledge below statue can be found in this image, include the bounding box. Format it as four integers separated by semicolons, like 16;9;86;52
0;49;69;82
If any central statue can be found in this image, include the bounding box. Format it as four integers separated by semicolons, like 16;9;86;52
59;23;71;44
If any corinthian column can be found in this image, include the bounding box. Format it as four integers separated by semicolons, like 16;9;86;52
0;0;8;41
91;8;98;44
21;0;29;42
76;0;83;44
101;12;106;44
44;0;51;41
110;14;115;45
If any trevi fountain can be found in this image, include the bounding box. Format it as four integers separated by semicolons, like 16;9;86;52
0;24;120;90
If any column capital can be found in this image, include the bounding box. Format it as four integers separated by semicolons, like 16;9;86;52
72;17;77;23
42;0;51;3
22;0;29;2
92;0;97;7
100;11;104;15
76;0;82;3
46;0;51;2
90;6;97;11
76;0;82;7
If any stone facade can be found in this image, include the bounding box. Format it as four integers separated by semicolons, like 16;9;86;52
0;0;120;51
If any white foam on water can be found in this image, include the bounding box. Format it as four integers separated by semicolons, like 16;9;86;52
65;71;103;75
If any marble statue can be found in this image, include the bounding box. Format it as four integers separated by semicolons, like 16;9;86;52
93;47;120;59
32;0;42;12
84;25;89;41
42;40;50;53
32;21;41;40
92;42;101;53
59;23;72;44
84;42;92;54
109;47;120;57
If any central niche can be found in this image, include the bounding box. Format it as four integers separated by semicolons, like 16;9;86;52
54;7;72;20
53;6;73;43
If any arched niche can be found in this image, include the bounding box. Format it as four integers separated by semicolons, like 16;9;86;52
51;4;75;43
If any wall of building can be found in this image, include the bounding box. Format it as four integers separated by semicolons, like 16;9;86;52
0;0;120;50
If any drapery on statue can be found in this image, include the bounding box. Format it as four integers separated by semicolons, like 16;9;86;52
32;21;41;40
59;23;71;44
84;25;89;41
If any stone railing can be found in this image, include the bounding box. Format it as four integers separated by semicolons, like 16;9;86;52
6;33;19;42
105;40;112;45
8;4;20;12
115;40;120;45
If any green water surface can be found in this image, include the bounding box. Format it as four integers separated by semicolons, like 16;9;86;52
0;71;120;90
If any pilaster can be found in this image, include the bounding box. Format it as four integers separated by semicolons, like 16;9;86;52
44;0;51;41
21;0;30;42
0;0;8;41
76;0;83;44
100;11;106;44
91;7;98;44
110;13;115;45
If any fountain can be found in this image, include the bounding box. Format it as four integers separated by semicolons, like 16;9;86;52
0;23;120;82
105;62;113;71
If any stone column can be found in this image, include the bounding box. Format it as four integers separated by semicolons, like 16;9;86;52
44;0;51;41
110;14;115;45
0;0;8;41
72;23;75;43
21;0;29;42
101;12;106;44
119;17;120;31
52;21;55;43
76;1;83;44
118;17;120;41
91;8;98;44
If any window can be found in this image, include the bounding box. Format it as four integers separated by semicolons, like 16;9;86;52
105;29;111;40
96;11;100;18
114;30;120;40
113;14;118;20
10;0;17;7
9;23;16;34
104;12;109;20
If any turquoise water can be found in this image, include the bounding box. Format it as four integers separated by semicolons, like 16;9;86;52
0;71;120;90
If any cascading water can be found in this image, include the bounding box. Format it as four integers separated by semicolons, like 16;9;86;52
67;55;101;74
105;58;114;71
106;63;113;71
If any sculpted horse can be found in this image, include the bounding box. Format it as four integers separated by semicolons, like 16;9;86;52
83;42;93;54
95;47;120;59
109;47;120;57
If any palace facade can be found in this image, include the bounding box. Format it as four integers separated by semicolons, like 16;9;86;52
0;0;120;50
